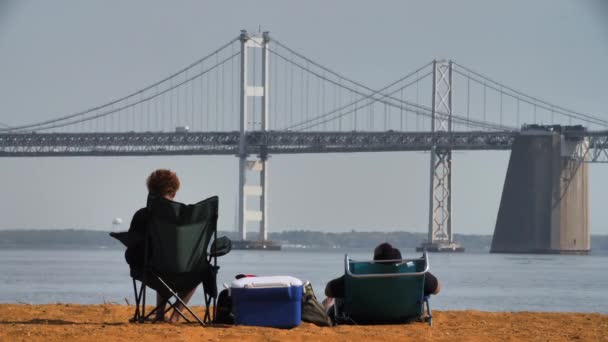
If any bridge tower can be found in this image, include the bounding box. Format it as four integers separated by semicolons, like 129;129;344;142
417;60;464;252
237;30;270;242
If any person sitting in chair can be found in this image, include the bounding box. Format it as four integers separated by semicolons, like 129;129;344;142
125;169;196;323
323;242;440;312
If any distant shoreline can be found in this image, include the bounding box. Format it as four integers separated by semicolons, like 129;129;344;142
1;229;607;253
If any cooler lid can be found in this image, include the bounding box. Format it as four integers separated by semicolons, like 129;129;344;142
231;275;303;289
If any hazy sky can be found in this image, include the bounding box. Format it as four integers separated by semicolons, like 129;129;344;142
1;0;607;235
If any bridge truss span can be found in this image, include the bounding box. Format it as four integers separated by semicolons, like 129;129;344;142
0;131;519;157
563;130;608;163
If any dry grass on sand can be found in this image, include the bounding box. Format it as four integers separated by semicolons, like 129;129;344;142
0;304;607;341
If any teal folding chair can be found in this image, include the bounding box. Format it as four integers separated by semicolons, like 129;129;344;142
335;252;432;326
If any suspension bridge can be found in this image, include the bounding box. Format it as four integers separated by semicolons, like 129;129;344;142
2;30;607;253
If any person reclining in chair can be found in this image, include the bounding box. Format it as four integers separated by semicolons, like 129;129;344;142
125;169;196;323
323;242;440;312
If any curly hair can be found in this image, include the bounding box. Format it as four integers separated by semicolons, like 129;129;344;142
146;169;180;198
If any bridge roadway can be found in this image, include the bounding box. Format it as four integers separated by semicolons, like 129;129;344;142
0;130;606;158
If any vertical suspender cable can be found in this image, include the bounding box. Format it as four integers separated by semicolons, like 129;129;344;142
170;78;174;130
232;44;236;130
333;80;337;130
288;53;293;128
516;99;520;128
305;61;310;125
354;85;358;131
147;94;151;131
222;54;226;131
274;47;279;129
184;70;188;128
482;82;487;123
400;86;404;131
200;62;204;131
384;102;388;130
416;71;420;130
206;60;210;130
316;72;321;129
131;98;135;131
368;91;373;131
338;79;342;131
289;53;293;128
177;75;181;127
155;85;159;131
300;65;304;129
499;88;503;127
466;76;470;129
352;88;356;130
322;71;326;131
162;90;166;131
192;65;196;130
216;53;220;131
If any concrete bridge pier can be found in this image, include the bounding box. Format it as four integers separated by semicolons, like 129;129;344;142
491;126;590;254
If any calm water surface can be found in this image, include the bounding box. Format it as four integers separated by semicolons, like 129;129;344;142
1;248;606;313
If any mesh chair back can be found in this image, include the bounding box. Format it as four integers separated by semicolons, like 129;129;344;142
146;195;218;274
344;256;427;323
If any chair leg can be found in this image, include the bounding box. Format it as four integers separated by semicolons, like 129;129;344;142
154;275;205;326
424;296;432;326
167;300;191;323
144;305;163;321
203;290;213;323
140;282;147;323
131;278;146;323
142;299;191;323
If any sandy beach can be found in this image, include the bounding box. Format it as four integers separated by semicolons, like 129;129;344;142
0;304;606;341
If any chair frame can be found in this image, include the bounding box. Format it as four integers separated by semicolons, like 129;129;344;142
130;233;218;326
130;199;220;326
334;252;433;326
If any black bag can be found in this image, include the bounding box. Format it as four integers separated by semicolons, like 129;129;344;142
214;288;234;324
301;282;333;327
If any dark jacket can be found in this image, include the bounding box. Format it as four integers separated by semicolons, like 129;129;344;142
125;207;148;272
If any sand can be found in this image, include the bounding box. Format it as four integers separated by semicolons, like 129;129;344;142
0;304;606;342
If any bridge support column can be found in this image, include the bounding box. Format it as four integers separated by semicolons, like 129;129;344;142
417;60;464;252
491;127;590;254
237;30;271;242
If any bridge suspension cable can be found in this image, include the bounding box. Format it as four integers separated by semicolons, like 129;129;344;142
15;52;240;132
280;61;434;130
268;40;514;131
1;37;240;133
452;62;608;128
4;32;602;135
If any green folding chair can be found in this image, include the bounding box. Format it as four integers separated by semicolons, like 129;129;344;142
111;195;231;326
335;252;432;326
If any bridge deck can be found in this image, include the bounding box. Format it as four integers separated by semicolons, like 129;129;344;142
1;130;607;158
0;131;520;156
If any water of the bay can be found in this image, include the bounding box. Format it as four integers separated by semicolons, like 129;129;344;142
1;248;606;313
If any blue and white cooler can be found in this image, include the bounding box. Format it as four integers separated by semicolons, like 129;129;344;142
230;275;303;328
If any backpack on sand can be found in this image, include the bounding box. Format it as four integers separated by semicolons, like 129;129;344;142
301;282;333;327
